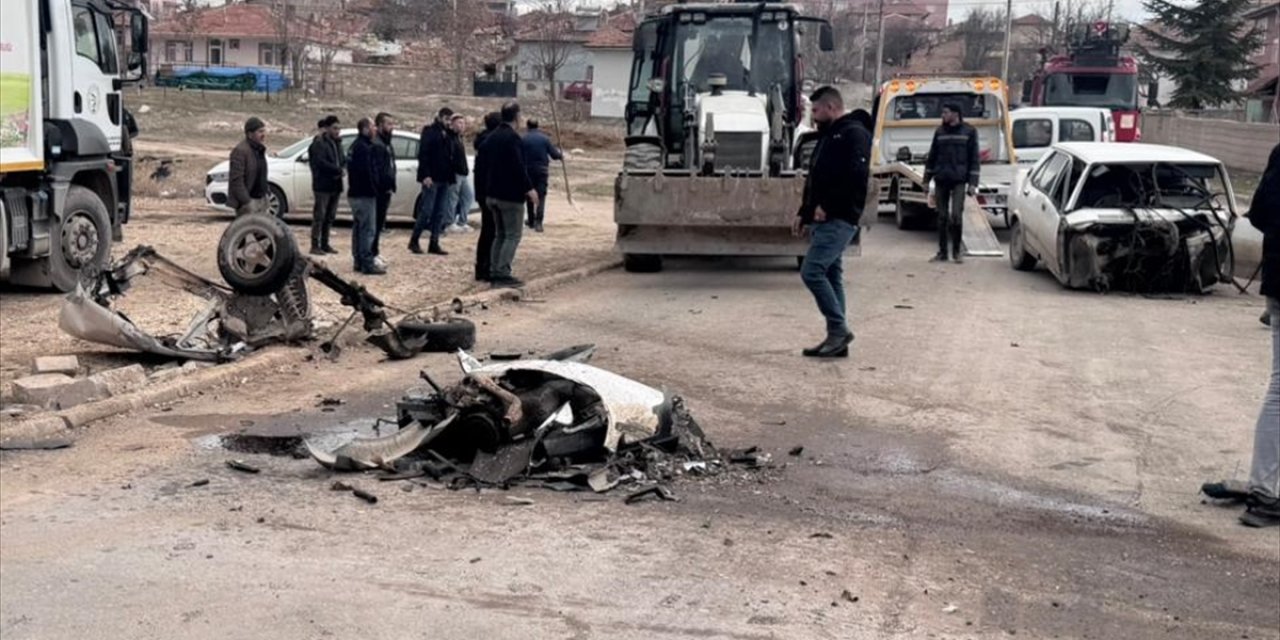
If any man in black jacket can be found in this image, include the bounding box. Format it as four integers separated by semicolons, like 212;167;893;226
479;101;538;288
473;111;501;282
347;118;385;275
371;112;397;264
922;102;980;263
1203;142;1280;527
308;115;344;255
409;107;457;255
791;86;871;359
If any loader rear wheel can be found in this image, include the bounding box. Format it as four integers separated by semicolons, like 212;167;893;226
623;253;663;273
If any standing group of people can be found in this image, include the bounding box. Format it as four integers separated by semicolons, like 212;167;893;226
226;99;559;286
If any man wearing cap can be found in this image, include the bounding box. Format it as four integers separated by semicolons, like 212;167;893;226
922;102;980;263
307;115;344;254
228;117;269;217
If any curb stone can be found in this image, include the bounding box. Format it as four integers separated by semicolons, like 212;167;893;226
1;256;622;438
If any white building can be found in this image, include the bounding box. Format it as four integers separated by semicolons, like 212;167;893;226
585;19;634;119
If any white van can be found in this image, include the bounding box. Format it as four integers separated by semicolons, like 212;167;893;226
1010;107;1116;164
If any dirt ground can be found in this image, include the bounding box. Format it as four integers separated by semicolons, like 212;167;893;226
1;223;1276;639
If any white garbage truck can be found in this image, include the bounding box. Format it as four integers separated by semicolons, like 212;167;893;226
0;0;148;291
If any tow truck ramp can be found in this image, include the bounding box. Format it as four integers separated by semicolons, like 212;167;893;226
961;196;1004;257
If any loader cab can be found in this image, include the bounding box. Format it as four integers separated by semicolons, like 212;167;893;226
623;4;831;170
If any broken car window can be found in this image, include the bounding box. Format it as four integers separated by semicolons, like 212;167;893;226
1075;162;1229;210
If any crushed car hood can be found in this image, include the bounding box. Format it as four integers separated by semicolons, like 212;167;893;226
1064;207;1233;229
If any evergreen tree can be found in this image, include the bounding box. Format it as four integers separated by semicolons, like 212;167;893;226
1136;0;1264;110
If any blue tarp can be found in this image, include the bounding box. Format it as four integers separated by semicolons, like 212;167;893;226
157;66;290;93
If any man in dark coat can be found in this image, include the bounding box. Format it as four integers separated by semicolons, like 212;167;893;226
922;102;981;263
1203;142;1280;528
347;118;384;275
479;101;538;288
521;118;562;232
371;112;397;264
228;117;269;216
409;107;457;255
307;115;344;255
791;86;871;359
473;111;500;282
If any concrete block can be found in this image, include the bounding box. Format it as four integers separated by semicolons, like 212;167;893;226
89;364;147;397
11;374;102;410
33;355;80;375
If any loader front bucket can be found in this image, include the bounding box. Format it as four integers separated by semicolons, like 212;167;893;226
613;172;861;264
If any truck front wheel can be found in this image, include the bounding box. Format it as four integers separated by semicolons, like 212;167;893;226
50;185;113;292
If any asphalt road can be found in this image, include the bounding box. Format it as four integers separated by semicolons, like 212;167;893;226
1;223;1277;639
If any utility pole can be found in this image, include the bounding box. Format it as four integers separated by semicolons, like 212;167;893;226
873;0;886;90
1000;0;1013;87
858;0;870;83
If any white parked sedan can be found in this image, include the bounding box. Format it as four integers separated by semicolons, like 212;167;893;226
204;128;475;218
1007;142;1238;292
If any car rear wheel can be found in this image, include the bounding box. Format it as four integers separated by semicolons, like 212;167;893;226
1009;219;1037;271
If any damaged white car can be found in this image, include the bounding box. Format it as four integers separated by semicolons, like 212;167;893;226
1008;143;1238;292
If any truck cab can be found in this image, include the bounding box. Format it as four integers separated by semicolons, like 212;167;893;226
0;0;148;291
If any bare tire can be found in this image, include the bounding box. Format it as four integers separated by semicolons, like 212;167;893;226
1009;218;1036;271
623;253;663;273
266;184;287;218
397;317;477;352
217;213;299;295
49;185;113;292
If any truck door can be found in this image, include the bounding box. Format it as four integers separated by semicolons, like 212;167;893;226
624;19;660;137
70;4;123;151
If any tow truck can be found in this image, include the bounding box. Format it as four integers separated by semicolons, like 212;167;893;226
870;76;1015;256
1022;21;1143;142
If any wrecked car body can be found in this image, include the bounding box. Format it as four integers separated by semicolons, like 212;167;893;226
305;350;730;493
60;215;464;362
1008;143;1237;292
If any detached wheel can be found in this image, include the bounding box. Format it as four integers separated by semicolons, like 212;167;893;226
623;253;663;273
1009;218;1036;271
50;185;113;292
217;213;299;295
397;317;477;353
266;184;287;218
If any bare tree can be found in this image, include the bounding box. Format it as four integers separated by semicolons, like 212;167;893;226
800;0;868;83
956;8;1006;75
370;0;503;94
527;0;582;206
881;22;932;69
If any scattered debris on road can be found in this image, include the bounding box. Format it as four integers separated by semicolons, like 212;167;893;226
0;437;73;451
225;459;260;474
302;349;770;499
788;446;805;457
190;479;210;487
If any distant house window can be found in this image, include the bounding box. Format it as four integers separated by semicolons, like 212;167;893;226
259;43;287;66
229;39;240;50
165;40;193;63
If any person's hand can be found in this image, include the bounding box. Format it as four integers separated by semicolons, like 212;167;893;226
791;215;805;238
422;177;433;188
527;189;539;208
967;185;976;197
927;193;937;209
814;206;827;222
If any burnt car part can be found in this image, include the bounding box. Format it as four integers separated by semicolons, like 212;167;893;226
305;352;719;492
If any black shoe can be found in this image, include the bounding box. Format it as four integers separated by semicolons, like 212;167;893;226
534;223;545;233
323;246;339;255
929;253;948;263
952;254;965;264
1240;494;1280;527
1262;311;1273;327
1202;479;1251;501
491;276;525;289
359;264;387;275
309;246;326;256
475;273;491;282
428;244;449;256
802;332;854;358
408;242;424;254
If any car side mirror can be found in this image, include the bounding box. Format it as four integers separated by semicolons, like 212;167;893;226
298;154;308;163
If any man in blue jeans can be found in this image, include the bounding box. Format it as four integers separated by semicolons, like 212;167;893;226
791;86;871;359
409;107;457;255
347;118;384;275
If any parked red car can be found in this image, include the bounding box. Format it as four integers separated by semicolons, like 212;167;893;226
562;81;592;102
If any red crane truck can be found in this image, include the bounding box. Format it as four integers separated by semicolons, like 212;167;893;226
1022;21;1144;142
